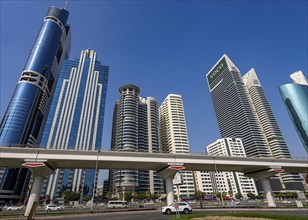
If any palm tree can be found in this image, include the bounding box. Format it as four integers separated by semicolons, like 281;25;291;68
132;192;138;202
145;191;152;201
106;192;111;201
156;191;162;202
118;192;124;200
235;193;243;200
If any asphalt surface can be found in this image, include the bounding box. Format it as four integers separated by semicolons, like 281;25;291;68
1;208;307;220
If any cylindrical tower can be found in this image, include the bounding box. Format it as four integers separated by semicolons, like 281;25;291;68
0;6;71;202
0;6;71;146
117;84;140;151
113;84;140;192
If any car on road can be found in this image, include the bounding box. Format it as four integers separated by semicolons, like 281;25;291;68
161;202;192;215
44;204;62;211
7;205;23;211
282;200;292;204
144;201;154;206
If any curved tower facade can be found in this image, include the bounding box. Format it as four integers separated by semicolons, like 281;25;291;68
117;84;140;152
0;6;71;202
110;85;163;194
279;73;308;153
112;85;140;192
0;6;71;146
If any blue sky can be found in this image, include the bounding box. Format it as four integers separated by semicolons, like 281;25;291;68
1;0;307;183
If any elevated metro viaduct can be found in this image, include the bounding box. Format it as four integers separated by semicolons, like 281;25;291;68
0;147;307;217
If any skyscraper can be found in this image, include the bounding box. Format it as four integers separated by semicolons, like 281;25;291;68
206;55;270;158
0;6;71;202
40;49;109;201
279;71;308;153
243;69;303;189
206;138;258;197
110;85;163;195
159;94;195;196
206;54;303;191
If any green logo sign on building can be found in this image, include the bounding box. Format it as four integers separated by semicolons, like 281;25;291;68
207;57;228;89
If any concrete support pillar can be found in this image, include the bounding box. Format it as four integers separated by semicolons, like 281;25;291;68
244;167;280;208
25;176;44;216
22;160;55;217
165;177;175;206
261;178;276;207
157;166;178;206
149;170;154;194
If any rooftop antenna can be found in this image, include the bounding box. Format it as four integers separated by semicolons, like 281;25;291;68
64;1;68;10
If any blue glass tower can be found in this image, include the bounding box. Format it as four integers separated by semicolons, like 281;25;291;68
0;6;71;202
40;49;109;201
279;71;308;153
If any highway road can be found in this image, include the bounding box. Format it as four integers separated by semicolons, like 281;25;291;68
1;208;308;220
39;209;308;220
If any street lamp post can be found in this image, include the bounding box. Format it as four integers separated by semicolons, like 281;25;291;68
90;150;100;213
214;157;224;207
123;187;125;201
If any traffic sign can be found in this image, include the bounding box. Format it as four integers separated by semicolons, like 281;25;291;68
22;162;45;168
168;165;185;171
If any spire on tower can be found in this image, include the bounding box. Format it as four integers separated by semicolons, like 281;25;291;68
64;1;68;10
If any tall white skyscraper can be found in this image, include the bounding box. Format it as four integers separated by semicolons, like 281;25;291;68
243;69;303;189
159;94;195;196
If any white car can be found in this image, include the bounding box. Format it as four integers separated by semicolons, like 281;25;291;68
282;200;292;204
44;204;62;211
161;202;192;215
7;206;23;211
144;201;154;206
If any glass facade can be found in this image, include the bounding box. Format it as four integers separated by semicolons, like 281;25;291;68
0;6;71;202
279;84;308;153
40;49;109;201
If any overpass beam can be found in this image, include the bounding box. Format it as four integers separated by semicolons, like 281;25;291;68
165;177;175;206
